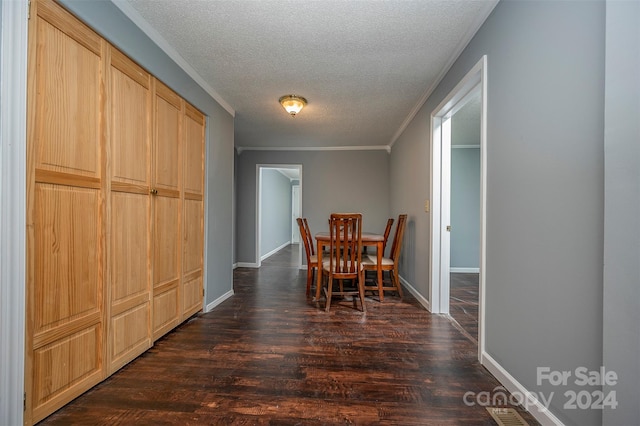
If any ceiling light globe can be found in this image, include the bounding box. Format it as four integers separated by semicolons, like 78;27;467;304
279;95;307;117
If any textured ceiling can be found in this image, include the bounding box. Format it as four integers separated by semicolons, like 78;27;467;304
121;0;497;150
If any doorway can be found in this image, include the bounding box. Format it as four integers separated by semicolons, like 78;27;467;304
429;56;487;359
256;164;303;269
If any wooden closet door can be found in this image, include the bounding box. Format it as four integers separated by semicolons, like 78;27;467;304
182;104;205;318
106;47;152;373
26;0;105;422
152;81;182;340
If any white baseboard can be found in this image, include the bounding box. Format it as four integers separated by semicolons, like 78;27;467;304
232;263;238;269
260;241;290;261
399;276;431;312
481;352;564;426
236;262;259;268
204;290;234;313
450;267;480;273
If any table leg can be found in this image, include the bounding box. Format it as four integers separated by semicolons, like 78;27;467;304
377;241;384;302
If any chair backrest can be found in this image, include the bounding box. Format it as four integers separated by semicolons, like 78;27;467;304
328;213;362;276
302;218;315;255
390;214;407;263
296;217;314;263
382;218;394;255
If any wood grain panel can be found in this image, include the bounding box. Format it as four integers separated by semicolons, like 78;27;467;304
153;286;180;339
153;195;180;287
33;325;100;408
110;304;150;367
34;17;100;178
110;49;150;186
182;198;203;276
106;46;152;376
34;183;100;331
36;0;101;54
110;192;149;302
182;275;202;319
153;82;181;192
183;106;204;196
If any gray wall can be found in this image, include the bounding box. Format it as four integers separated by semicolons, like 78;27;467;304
603;1;640;424
59;0;235;303
391;1;605;425
260;168;293;258
236;149;389;265
450;147;480;269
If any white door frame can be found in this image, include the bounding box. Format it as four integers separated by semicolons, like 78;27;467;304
256;164;303;268
429;55;487;359
0;1;28;424
291;185;301;244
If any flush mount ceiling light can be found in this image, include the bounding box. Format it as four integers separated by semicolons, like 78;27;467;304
279;95;307;117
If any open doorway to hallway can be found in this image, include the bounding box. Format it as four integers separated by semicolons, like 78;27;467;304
449;91;481;344
429;56;487;359
256;164;303;269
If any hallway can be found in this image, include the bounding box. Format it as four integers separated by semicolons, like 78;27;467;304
40;245;538;425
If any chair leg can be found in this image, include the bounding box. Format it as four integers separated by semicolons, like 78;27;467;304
325;277;333;312
358;271;366;312
392;269;404;299
306;267;313;296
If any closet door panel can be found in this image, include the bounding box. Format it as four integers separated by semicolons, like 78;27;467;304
110;49;151;187
183;198;203;275
108;191;150;371
34;16;101;179
107;47;152;373
154;83;181;193
152;81;182;339
27;4;105;421
183;107;204;196
34;184;100;331
152;189;181;339
181;105;204;319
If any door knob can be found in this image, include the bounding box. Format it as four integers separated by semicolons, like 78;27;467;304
150;188;158;195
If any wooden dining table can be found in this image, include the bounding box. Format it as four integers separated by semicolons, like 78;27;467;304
314;231;386;302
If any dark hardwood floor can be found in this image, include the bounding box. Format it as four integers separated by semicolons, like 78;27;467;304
449;273;480;344
39;245;538;425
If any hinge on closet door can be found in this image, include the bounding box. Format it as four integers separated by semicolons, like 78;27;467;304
23;392;26;411
28;0;31;20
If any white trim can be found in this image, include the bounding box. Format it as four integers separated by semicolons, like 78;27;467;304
204;290;235;313
0;1;28;425
389;1;498;148
202;117;210;312
450;267;480;273
232;263;238;269
429;56;487;364
111;0;235;117
482;352;564;426
256;164;303;268
236;262;260;268
260;241;290;261
237;145;390;154
451;144;480;149
399;277;431;312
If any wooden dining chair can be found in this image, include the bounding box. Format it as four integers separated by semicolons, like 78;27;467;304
296;217;318;296
322;213;366;312
382;217;394;255
362;214;407;299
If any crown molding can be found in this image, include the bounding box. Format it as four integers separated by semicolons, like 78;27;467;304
236;145;391;155
111;0;235;117
388;0;497;149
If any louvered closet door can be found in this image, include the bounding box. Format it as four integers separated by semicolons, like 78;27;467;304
106;46;152;373
26;0;105;422
152;81;183;340
182;104;205;319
